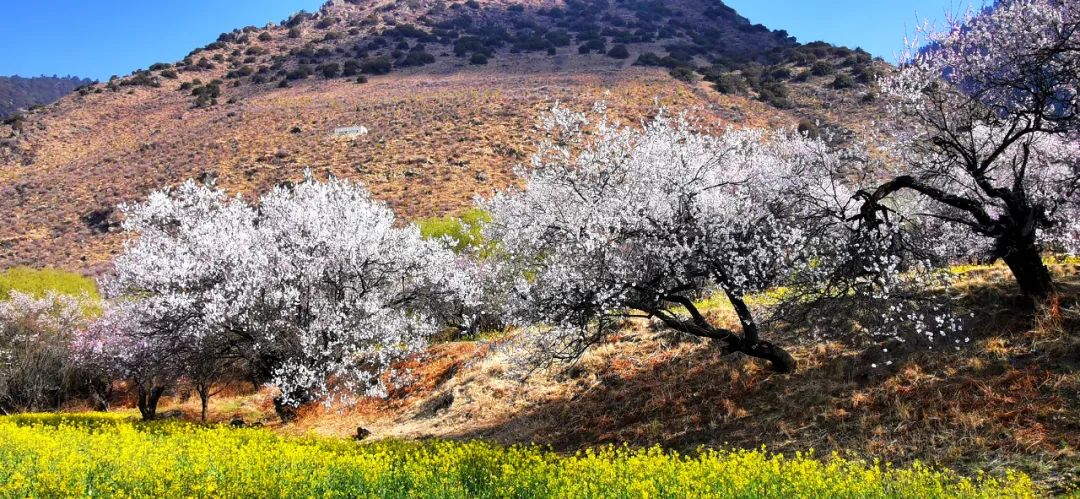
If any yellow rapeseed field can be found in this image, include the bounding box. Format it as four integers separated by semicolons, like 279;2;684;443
0;414;1037;498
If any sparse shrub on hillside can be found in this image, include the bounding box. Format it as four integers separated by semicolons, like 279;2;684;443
400;50;436;67
342;59;361;76
669;66;697;83
288;27;302;39
711;72;748;94
758;80;791;108
286;65;313;80
191;81;221;108
830;72;855;89
159;69;178;79
544;30;571;47
361;56;392;75
316;62;340;78
633;52;662;66
470;53;488;65
578;37;606;54
607;44;630;59
258;32;273;42
810;60;834;76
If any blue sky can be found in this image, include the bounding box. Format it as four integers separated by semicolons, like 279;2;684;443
725;0;978;61
2;1;979;81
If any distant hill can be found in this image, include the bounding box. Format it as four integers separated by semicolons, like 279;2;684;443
0;0;888;271
0;75;92;119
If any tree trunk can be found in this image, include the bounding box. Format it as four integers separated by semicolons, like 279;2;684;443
653;294;797;374
137;385;165;420
1000;235;1055;303
735;340;796;374
198;388;210;423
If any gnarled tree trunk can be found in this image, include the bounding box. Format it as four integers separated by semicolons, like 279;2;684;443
999;233;1055;303
136;385;165;420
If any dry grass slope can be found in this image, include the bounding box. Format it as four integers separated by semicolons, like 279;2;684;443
0;0;882;271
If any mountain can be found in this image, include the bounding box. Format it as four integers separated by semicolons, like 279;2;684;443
0;0;887;271
0;75;92;119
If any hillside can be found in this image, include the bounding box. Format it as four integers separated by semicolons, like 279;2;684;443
0;75;91;119
0;0;886;271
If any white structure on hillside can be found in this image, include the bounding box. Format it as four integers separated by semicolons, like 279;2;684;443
333;125;369;138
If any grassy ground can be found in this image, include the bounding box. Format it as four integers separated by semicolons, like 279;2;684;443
0;413;1038;498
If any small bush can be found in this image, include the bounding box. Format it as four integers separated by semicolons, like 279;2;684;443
811;60;834;76
607;45;630;59
712;73;747;94
400;50;436;67
316;62;340;78
470;53;488;65
258;32;273;42
361;56;392;75
831;73;856;89
669;67;697;83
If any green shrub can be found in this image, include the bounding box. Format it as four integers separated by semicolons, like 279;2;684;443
470;53;488;65
607;44;630;59
811;60;834;76
0;267;99;301
400;50;436;67
669;66;697;83
831;73;856;89
417;208;491;254
361;56;392;75
316;62;340;78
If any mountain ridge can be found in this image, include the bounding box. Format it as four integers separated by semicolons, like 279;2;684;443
0;75;92;119
0;0;887;271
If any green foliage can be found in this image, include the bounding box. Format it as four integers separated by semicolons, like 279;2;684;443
0;415;1038;498
0;267;99;301
417;208;491;254
361;56;392;75
811;60;835;76
831;73;856;89
669;67;697;84
607;44;630;59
